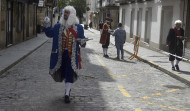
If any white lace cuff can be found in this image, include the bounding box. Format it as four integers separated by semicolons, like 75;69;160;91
44;16;51;28
77;38;86;46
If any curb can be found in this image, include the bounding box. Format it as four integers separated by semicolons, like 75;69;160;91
88;29;190;87
0;39;49;76
140;55;190;87
111;42;190;87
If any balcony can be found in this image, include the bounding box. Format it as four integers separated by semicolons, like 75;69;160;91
102;0;119;7
45;0;58;7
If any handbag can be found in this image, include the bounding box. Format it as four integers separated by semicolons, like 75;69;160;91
50;68;63;82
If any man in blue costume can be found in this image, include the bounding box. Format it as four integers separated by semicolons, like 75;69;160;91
44;6;86;103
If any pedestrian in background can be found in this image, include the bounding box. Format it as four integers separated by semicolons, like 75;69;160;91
99;17;113;58
111;23;126;60
166;20;184;71
44;6;86;103
89;21;92;29
99;21;103;36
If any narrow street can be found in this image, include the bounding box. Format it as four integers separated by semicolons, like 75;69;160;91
0;30;190;111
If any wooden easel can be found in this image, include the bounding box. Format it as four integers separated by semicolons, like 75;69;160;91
128;35;141;60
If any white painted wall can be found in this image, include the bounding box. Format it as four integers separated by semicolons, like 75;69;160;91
91;0;97;12
150;6;161;45
119;0;184;48
141;8;146;40
119;8;122;23
125;9;131;33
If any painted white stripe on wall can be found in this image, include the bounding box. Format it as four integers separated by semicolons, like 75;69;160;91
141;8;146;39
151;6;162;44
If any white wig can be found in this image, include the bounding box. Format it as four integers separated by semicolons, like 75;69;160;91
175;20;182;25
59;6;79;28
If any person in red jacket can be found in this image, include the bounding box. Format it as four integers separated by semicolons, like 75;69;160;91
99;18;113;58
89;21;92;29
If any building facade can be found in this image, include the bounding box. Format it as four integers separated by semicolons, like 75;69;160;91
118;0;190;59
184;0;190;59
88;0;120;30
37;0;58;32
0;0;38;50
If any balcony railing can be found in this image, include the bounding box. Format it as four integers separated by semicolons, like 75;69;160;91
115;0;154;4
16;0;39;4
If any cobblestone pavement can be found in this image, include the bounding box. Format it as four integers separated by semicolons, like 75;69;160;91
0;30;190;111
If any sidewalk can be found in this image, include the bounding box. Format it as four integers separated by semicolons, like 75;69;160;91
0;33;49;75
88;28;190;87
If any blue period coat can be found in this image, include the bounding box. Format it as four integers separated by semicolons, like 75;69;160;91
44;23;85;82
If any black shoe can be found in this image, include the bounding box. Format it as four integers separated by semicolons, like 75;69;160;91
64;95;70;103
175;65;180;71
103;54;106;57
172;67;175;70
105;55;109;58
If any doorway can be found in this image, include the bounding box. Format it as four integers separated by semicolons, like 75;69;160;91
160;6;173;51
6;0;13;47
130;9;135;38
184;0;190;59
137;8;142;37
122;9;126;26
26;4;29;39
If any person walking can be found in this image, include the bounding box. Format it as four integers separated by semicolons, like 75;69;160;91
166;20;184;71
89;21;92;29
111;23;126;60
99;18;113;58
43;6;86;103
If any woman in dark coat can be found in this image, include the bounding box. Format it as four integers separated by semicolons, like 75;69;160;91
166;20;184;71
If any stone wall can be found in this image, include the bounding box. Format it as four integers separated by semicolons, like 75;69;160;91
0;1;37;50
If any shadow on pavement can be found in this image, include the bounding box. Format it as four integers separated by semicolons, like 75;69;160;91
163;85;187;89
107;57;136;64
177;70;190;75
48;47;116;110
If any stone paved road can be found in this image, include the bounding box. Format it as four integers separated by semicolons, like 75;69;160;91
0;30;190;111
